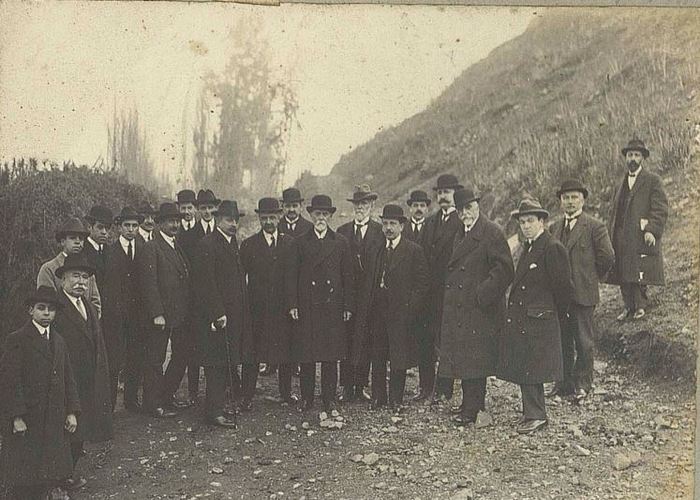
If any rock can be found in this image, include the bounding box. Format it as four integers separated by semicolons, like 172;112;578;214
319;412;328;421
331;410;340;418
302;422;310;430
306;430;316;437
290;426;298;432
363;453;380;466
613;452;642;471
320;420;333;428
452;488;474;499
210;481;222;487
378;465;389;473
284;423;292;430
265;431;273;436
642;434;654;443
474;411;493;429
210;467;224;474
574;445;591;457
350;454;364;463
391;416;403;424
486;446;496;454
335;416;344;422
222;456;234;464
654;416;673;429
374;482;387;490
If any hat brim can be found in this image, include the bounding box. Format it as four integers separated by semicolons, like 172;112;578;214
380;215;407;224
24;296;63;309
621;147;650;158
347;194;378;203
55;230;89;243
306;206;337;214
155;214;187;222
455;196;481;209
56;264;95;278
254;209;283;214
407;198;431;206
196;199;221;207
281;198;304;204
556;188;589;199
432;184;464;191
85;216;114;226
215;211;246;218
511;208;550;220
115;214;145;224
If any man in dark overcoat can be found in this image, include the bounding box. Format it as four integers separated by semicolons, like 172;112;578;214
422;174;465;403
498;199;574;435
192;200;253;427
54;254;113;490
353;204;429;412
438;188;514;425
0;287;79;500
337;184;383;403
82;204;114;292
549;180;614;400
177;189;198;233
607;138;669;321
278;187;314;239
286;195;355;412
240;198;298;406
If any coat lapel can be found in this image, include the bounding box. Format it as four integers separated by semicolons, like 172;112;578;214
565;215;586;250
627;169;648;202
58;290;94;348
310;229;337;268
512;232;548;288
156;232;187;275
24;323;52;360
448;216;484;265
387;237;408;272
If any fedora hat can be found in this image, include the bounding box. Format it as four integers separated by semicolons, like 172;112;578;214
346;184;378;203
281;187;304;204
433;174;463;191
177;189;196;205
379;204;407;224
56;253;95;278
84;205;114;226
621;138;650;158
136;200;157;216
155;202;186;222
511;198;550;220
215;200;245;219
406;190;431;206
454;187;480;209
255;197;283;214
114;206;144;224
306;194;336;214
25;285;63;309
556;179;589;199
196;189;220;207
55;217;89;243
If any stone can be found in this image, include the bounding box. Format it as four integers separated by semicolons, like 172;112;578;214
331;410;340;418
374;482;387;490
302;422;310;430
210;482;222;488
574;445;591;457
319;412;328;421
391;416;403;424
452;488;474;499
386;426;399;433
474;411;493;429
350;454;364;463
363;453;380;466
210;467;224;474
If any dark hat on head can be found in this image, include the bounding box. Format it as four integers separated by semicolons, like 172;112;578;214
511;198;550;220
114;206;144;224
56;253;95;278
84;205;114;226
306;194;336;214
155;202;186;222
281;187;304;204
255;197;283;214
196;189;220;207
215;200;245;219
556;179;589;199
177;189;196;205
433;174;463;191
25;285;63;309
346;184;378;203
137;200;157;216
55;217;89;243
454;187;481;209
621;138;650;158
406;190;431;206
379;204;407;224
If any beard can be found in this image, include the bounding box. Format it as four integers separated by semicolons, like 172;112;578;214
627;160;639;172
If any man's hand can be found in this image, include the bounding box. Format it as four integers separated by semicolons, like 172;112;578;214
343;310;352;322
153;315;166;328
289;308;299;321
13;417;27;434
214;315;227;330
644;231;656;246
65;414;77;433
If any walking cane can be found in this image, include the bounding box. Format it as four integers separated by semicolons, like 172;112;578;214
221;325;238;429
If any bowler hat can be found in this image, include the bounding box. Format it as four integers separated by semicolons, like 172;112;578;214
346;184;378;203
510;198;550;220
215;200;245;219
85;205;114;226
379;204;407;224
155;202;186;222
281;188;304;204
196;189;220;207
137;201;157;216
556;179;589;199
25;285;63;309
433;174;463;191
255;197;283;214
114;206;144;224
621;138;650;158
56;253;95;278
177;189;196;205
55;217;89;243
454;187;480;209
306;194;336;214
406;190;431;206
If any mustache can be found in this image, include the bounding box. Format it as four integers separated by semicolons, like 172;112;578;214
438;198;450;204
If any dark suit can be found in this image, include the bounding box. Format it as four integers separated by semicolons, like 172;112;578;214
82;240;107;293
551;211;614;393
138;231;192;412
278;216;313;239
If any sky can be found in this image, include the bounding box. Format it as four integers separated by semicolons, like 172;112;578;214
0;2;534;189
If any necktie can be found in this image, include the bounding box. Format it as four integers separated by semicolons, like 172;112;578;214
147;232;152;241
270;235;276;248
40;330;49;342
75;297;87;321
441;212;449;224
206;223;211;235
128;240;134;260
99;245;104;256
355;223;365;242
523;240;533;252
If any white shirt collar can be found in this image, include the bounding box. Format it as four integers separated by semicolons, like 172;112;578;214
264;230;278;244
32;320;50;338
354;217;370;227
387;234;401;249
464;214;480;233
315;228;328;240
565;209;583;220
119;235;134;254
181;219;193;231
63;289;84;310
139;227;152;240
216;227;232;244
628;165;642;177
529;229;545;244
411;217;425;226
442;207;456;217
87;237;101;252
285;215;299;225
200;219;214;232
160;231;176;248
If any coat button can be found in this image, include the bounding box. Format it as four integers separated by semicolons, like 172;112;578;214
507;318;512;323
460;267;465;271
521;285;526;290
518;301;523;306
458;284;463;289
445;284;451;289
457;322;462;327
311;281;316;286
457;303;462;308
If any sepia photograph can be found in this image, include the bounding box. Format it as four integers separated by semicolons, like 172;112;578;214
0;2;697;499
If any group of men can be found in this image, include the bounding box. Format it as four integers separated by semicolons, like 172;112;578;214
0;138;668;499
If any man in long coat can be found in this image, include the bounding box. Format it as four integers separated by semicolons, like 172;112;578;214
498;199;574;435
607;138;669;321
54;254;113;490
550;180;614;400
240;198;297;406
353;204;429;412
337;184;383;403
287;195;355;412
82;204;113;292
192;200;253;427
438;188;514;425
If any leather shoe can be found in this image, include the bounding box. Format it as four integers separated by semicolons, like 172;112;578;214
616;308;631;321
517;418;548;434
153;407;177;418
209;415;238;429
452;414;476;426
338;386;355;403
450;403;464;415
64;477;87;491
632;308;645;320
356;387;372;402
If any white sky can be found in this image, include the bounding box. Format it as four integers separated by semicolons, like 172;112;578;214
0;2;533;188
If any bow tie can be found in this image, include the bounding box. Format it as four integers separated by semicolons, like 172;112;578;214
628;172;638;178
565;215;580;222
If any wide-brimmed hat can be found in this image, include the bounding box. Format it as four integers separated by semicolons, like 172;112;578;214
556;179;589;199
196;189;220;207
255;197;283;214
406;190;431;206
306;194;336;214
379;204;407;224
621;138;650;158
177;189;196;205
137;201;158;217
114;206;144;224
155;202;186;222
25;286;63;309
84;205;114;226
454;187;480;209
347;184;378;203
511;198;550;220
281;187;304;204
55;217;89;243
433;174;464;191
215;200;245;219
56;253;95;278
